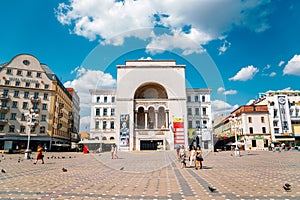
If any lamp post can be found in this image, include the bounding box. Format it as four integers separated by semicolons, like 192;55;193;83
24;109;39;159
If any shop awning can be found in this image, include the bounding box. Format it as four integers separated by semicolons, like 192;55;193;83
274;138;295;142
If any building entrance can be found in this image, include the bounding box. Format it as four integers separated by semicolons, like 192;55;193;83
140;140;163;150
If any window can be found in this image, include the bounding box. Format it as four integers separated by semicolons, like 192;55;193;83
14;91;19;97
35;83;40;88
40;126;45;134
112;96;115;103
273;121;278;126
27;71;32;76
195;95;199;102
103;108;108;116
9;125;15;133
274;128;279;133
110;121;115;129
36;72;41;78
5;80;10;85
30;126;35;133
195;108;199;115
188;108;192;115
17;70;22;76
248;117;252;123
202;107;207;115
23;60;30;65
187;96;191;102
104;96;108;103
6;69;12;74
24;91;29;98
262;127;266;133
34;92;39;98
44;84;49;89
202;96;205;102
96;108;100;116
111;108;115;116
95;121;99;129
42;104;47;110
249;127;253;134
0;113;5;120
188;121;193;128
103;121;107;129
20;125;26;133
25;82;30;87
274;109;278;117
12;101;18;108
43;93;48;100
96;97;100;103
261;117;265;123
196;120;200;128
0;125;4;132
41;115;46;121
3;90;8;97
22;102;28;109
11;113;17;120
21;114;26;121
15;81;20;86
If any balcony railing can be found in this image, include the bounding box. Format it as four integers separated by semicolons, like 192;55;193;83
31;97;41;103
0;119;8;124
0;106;9;113
0;94;10;101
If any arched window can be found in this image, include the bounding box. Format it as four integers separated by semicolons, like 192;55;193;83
102;136;107;140
137;107;145;129
110;137;115;140
148;107;155;129
158;107;165;128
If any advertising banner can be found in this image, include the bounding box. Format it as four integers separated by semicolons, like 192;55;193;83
120;114;130;147
173;117;185;147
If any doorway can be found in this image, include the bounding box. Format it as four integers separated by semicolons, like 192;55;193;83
140;140;163;150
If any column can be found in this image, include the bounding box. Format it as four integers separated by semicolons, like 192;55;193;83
135;111;138;129
145;112;148;129
155;111;158;129
165;112;169;127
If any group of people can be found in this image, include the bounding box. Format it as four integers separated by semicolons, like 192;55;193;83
178;145;203;169
111;144;118;159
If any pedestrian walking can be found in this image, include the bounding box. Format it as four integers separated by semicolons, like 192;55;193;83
179;145;186;168
111;145;114;159
33;144;44;164
113;144;118;159
189;145;196;168
195;146;203;170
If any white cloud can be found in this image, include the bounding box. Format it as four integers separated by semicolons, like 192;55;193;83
211;100;239;119
283;54;300;76
223;90;238;95
80;116;91;132
217;87;237;95
64;67;116;131
229;65;259;81
269;72;276;77
56;0;272;54
278;60;285;67
218;40;231;55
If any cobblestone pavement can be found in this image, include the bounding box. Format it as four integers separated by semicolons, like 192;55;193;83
0;150;299;200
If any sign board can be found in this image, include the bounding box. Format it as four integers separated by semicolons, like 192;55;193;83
173;118;184;147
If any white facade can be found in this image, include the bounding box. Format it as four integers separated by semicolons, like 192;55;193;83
255;90;300;143
116;60;188;151
89;89;116;144
186;89;213;150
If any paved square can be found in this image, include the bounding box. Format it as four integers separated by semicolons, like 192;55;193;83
0;150;299;199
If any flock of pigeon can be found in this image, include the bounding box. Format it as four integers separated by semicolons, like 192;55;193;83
0;154;76;174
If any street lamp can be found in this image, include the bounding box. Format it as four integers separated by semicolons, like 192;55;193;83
24;108;39;159
230;114;240;156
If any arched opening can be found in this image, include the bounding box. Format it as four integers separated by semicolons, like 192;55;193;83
137;107;145;129
110;137;115;140
134;83;168;99
102;136;107;140
148;107;155;129
158;107;166;128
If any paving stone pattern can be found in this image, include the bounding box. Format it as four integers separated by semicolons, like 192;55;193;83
0;150;299;200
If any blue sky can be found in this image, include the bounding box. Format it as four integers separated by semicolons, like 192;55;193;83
1;0;300;131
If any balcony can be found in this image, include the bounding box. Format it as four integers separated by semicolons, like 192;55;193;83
58;113;63;118
0;119;8;124
57;123;62;129
31;97;41;103
0;94;10;101
0;106;9;113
